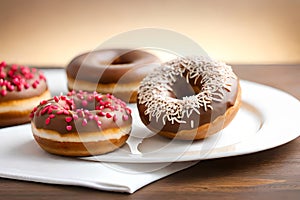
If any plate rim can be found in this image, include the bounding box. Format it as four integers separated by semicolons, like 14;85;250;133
81;80;300;163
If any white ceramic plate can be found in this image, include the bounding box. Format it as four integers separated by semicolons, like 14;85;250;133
2;69;300;164
79;80;300;163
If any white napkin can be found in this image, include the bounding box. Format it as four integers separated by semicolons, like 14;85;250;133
0;124;197;193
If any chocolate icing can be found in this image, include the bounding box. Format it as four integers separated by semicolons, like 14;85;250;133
31;91;132;135
138;79;239;133
0;63;48;102
137;56;239;133
66;49;160;84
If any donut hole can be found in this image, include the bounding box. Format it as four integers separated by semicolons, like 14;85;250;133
111;51;146;65
171;76;202;100
111;53;134;65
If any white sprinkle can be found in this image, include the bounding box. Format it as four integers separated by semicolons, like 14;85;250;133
191;120;194;128
138;56;237;125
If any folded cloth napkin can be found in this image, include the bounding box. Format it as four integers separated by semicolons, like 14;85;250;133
0;124;197;193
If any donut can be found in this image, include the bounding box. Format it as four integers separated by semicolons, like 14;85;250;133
66;49;160;103
137;56;241;140
30;91;132;156
0;61;51;127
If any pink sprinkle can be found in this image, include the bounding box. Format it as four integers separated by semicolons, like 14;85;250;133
95;95;102;101
63;110;69;115
29;112;34;119
0;61;6;67
69;91;76;96
93;115;98;121
7;85;15;91
21;67;29;75
76;110;83;117
54;96;59;102
98;111;105;116
41;106;49;115
24;83;30;89
77;94;84;100
70;105;75;110
65;116;73;123
82;119;88;126
109;106;115;111
66;125;72;131
104;102;111;108
33;107;38;112
73;114;78;120
45;118;51;125
113;114;117;122
47;108;53;114
0;71;6;79
122;114;129;121
40;100;48;105
106;113;112;118
68;90;76;95
8;70;14;77
51;105;58;109
97;121;102;127
60;96;66;100
25;73;34;79
125;108;132;114
12;77;20;85
81;100;88;107
87;95;94;102
39;73;46;80
11;64;17;71
32;82;37;88
66;99;73;105
17;85;22;91
49;114;55;118
56;110;64;115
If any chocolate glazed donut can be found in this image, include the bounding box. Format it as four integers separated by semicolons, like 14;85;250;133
30;91;132;156
137;56;241;140
0;62;51;127
66;49;160;103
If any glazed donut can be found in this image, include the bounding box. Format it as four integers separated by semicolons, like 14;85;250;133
66;49;160;103
137;56;241;140
30;91;132;156
0;61;51;127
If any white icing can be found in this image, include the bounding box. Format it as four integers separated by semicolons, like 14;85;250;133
32;123;131;142
138;56;237;126
0;91;51;113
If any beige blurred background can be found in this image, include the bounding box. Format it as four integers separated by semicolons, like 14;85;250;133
0;0;299;67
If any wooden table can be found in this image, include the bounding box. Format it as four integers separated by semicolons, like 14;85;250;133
0;65;299;199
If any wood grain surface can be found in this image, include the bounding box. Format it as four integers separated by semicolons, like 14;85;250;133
0;65;299;199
